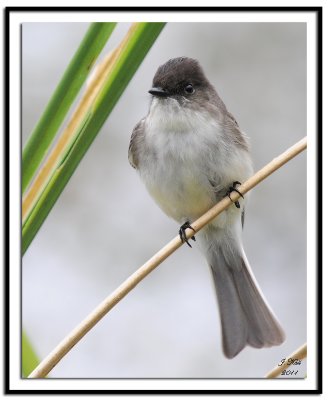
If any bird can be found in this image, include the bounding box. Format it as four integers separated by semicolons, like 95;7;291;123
128;57;285;358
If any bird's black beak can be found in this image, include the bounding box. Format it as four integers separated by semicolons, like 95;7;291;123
148;87;169;98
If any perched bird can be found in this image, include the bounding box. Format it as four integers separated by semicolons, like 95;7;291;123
129;57;285;358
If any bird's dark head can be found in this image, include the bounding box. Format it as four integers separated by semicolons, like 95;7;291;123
149;57;212;100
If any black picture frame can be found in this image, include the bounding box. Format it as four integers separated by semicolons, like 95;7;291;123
4;6;322;395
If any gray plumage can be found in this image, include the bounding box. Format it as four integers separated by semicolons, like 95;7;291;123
198;225;285;358
129;57;285;358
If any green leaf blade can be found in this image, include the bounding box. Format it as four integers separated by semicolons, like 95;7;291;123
22;22;116;193
22;23;166;254
22;330;40;377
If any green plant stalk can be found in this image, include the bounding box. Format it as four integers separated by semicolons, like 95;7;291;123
22;23;166;254
22;330;40;377
22;22;116;194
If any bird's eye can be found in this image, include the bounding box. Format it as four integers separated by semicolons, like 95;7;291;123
184;84;195;94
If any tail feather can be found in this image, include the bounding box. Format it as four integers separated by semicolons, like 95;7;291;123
204;232;285;359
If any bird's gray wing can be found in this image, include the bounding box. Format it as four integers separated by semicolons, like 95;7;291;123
128;118;145;169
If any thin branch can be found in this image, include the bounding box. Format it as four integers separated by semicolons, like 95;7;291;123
28;137;307;378
265;343;307;378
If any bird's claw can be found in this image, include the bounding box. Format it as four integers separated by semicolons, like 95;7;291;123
179;221;196;248
226;181;244;208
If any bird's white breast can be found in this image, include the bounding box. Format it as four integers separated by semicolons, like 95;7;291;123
138;98;252;225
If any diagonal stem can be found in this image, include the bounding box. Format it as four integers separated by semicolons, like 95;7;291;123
265;343;307;378
28;137;307;378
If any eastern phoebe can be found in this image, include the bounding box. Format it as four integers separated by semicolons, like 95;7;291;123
129;57;285;358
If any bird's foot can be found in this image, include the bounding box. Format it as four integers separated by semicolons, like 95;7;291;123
226;181;244;209
179;221;196;248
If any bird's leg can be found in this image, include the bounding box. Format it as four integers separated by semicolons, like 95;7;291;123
226;181;244;209
179;221;196;248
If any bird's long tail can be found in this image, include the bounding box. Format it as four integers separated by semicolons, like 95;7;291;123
199;227;285;359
